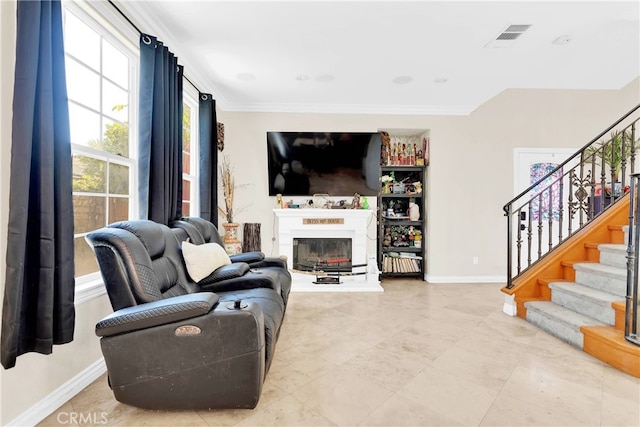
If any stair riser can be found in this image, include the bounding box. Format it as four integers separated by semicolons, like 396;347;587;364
598;250;628;269
574;271;626;298
526;306;584;349
551;288;615;325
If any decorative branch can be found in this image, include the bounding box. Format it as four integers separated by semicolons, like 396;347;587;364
218;155;248;223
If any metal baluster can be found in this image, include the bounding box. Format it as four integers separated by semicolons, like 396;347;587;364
568;168;574;235
527;203;533;267
548;186;554;253
558;171;564;243
537;193;543;260
600;145;607;212
516;207;523;275
631;123;636;175
625;173;640;345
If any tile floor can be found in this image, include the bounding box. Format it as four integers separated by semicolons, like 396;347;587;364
39;280;640;426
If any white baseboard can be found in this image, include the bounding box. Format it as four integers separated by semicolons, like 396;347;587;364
425;274;506;284
7;358;107;427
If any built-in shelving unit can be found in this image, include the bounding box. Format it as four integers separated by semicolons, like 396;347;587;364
377;131;428;279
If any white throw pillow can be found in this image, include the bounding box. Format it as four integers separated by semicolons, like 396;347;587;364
181;239;231;282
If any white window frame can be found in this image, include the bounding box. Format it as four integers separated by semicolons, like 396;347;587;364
63;0;140;303
182;85;200;218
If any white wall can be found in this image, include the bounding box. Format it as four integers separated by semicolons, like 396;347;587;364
0;1;113;425
218;78;640;282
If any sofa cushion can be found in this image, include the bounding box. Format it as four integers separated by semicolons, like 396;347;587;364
182;239;231;282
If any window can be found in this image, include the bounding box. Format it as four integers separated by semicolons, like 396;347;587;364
63;6;138;283
182;90;199;217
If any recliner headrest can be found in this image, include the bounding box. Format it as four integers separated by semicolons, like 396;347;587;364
109;220;166;258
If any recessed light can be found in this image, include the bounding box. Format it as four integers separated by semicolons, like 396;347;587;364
392;76;413;85
553;35;572;45
296;74;310;81
236;72;256;81
316;74;335;83
434;77;448;84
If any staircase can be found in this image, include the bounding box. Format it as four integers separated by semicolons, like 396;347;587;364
502;104;640;378
524;226;639;377
503;196;640;377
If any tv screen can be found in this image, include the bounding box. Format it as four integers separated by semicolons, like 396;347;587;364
267;132;381;197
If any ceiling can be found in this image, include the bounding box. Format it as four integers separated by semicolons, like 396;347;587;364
119;1;640;115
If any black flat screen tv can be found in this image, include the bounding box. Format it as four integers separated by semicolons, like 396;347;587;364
267;131;380;197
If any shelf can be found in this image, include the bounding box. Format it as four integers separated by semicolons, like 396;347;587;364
380;272;423;278
381;166;424;172
380;219;422;226
382;247;422;253
380;193;422;198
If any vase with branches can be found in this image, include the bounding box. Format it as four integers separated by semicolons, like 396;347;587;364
218;156;246;254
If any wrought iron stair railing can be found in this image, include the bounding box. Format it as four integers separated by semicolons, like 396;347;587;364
504;103;640;290
625;173;640;346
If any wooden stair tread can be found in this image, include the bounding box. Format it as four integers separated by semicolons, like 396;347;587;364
581;326;640;378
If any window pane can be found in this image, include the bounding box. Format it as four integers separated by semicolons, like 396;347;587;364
66;59;100;110
183;179;191;200
183;152;191;174
109;163;129;195
102;79;128;122
183;103;191;152
73;195;106;233
69;104;101;146
102;39;129;89
74;236;99;277
64;12;100;71
182;201;190;217
108;197;129;223
102;119;129;157
72;155;106;193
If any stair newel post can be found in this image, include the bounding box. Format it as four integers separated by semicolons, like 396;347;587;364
625;173;640;344
505;203;513;289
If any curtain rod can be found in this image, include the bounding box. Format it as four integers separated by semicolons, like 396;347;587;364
107;0;204;95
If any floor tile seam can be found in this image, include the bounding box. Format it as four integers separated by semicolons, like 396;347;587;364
395;381;490;427
273;393;338;427
286;389;352;427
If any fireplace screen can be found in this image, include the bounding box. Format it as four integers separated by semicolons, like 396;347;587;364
293;238;352;272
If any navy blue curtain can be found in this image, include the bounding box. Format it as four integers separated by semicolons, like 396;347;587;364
1;0;75;369
198;94;219;226
138;34;184;225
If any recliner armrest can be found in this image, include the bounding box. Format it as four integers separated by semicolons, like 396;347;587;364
230;251;265;264
95;293;219;337
201;262;250;284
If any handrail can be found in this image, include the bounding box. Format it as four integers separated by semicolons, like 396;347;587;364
504;103;640;215
504;104;640;289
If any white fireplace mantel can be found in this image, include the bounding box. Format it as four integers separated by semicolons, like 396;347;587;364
274;209;382;292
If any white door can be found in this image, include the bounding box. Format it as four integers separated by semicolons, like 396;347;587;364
512;148;578;272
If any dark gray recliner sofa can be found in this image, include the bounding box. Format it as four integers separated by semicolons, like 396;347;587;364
171;216;292;304
86;219;287;410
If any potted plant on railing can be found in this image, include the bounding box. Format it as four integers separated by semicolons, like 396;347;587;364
585;129;637;197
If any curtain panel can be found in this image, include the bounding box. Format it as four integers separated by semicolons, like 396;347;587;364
1;0;75;369
138;34;184;225
198;94;219;226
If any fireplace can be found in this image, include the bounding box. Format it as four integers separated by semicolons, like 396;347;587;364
274;208;382;292
293;238;352;272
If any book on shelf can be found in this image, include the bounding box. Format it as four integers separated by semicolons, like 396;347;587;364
383;253;421;273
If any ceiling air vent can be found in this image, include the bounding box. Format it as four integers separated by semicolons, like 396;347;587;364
486;24;532;48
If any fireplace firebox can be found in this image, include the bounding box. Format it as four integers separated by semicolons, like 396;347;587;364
293;238;352;272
